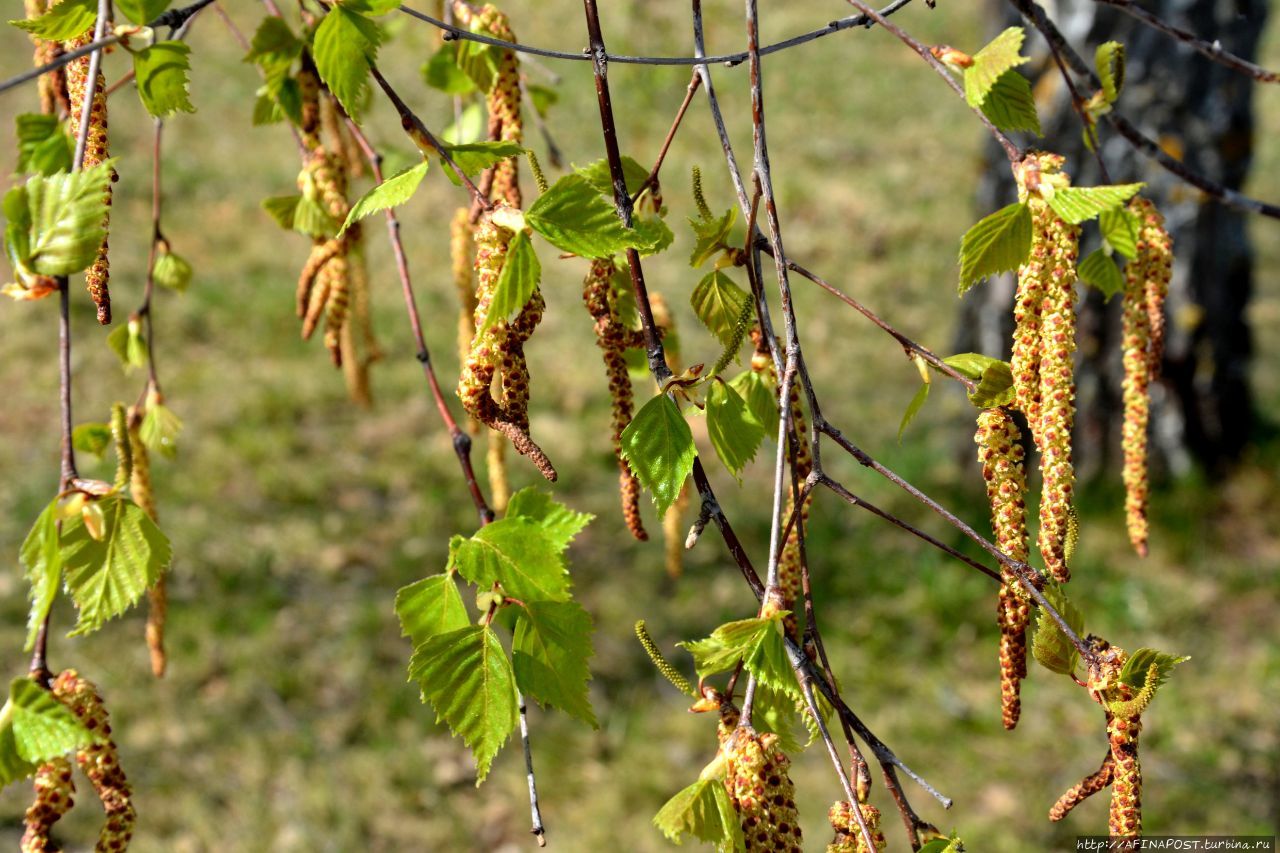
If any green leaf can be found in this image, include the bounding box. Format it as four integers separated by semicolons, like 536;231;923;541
1100;206;1140;260
14;114;72;177
262;194;336;239
1046;184;1144;225
441;102;486;146
679;613;785;678
512;600;597;727
311;5;382;123
690;270;750;348
525;174;640;258
11;0;95;41
245;17;302;97
654;778;743;849
7;678;100;764
919;833;965;853
342;0;401;14
942;352;1000;381
979;70;1041;134
72;422;112;457
454;22;498;92
1032;583;1084;677
132;41;195;118
481;230;540;331
574;156;650;199
631;214;674;257
967;360;1016;408
964;27;1028;107
751;684;805;754
23;162;114;277
440;141;524;183
339;160;429;236
1096;41;1126;104
620;395;696;517
504;488;593;552
728;370;779;437
18;499;62;652
898;382;930;443
451;517;570;603
705;379;764;480
422;42;477;95
61;497;171;636
395;573;469;648
957;202;1031;295
1118;648;1188;694
746;623;800;699
152;249;193;292
106;322;148;372
1078;248;1124;300
140;403;182;459
117;0;170;25
409;625;517;783
688;208;736;268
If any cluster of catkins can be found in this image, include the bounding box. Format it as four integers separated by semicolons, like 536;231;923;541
292;62;380;395
22;671;134;853
452;5;556;489
19;0;113;321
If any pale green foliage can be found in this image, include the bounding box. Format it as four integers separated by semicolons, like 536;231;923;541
705;379;765;480
117;0;171;26
1032;584;1085;677
451;518;571;603
1100;206;1141;259
688;208;736;268
979;71;1042;135
6;161;115;278
525;174;642;258
1119;648;1189;695
0;678;102;787
963;28;1029;108
680;611;787;680
968;360;1016;408
440;141;524;182
395;574;469;648
482;230;541;331
14;114;72;177
899;382;930;443
1046;184;1144;225
729;370;779;436
107;321;149;372
942;352;1001;381
620;394;696;516
690;270;750;347
72;422;113;458
512;600;597;726
340;160;430;236
133;41;196;118
262;194;337;239
653;777;744;851
19;499;61;651
153;249;193;292
575;156;649;198
1078;248;1124;300
311;5;382;122
10;0;95;41
1096;41;1126;104
141;403;182;459
957;201;1031;294
504;487;594;550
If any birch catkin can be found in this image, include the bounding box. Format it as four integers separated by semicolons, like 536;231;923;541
723;731;803;853
827;799;887;853
128;411;167;678
21;758;75;853
65;28;112;325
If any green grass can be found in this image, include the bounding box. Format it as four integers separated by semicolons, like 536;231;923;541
0;2;1277;851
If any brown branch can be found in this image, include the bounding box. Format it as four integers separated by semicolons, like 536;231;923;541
632;71;701;206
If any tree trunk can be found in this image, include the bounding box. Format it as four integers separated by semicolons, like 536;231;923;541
958;0;1267;477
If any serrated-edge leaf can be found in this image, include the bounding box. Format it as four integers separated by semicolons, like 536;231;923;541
958;202;1031;294
979;70;1042;135
25;161;114;276
441;141;524;182
452;517;570;603
1118;648;1188;693
942;352;1001;381
10;0;95;41
619;395;696;517
1032;584;1084;677
705;380;765;480
1096;40;1126;104
1078;248;1124;300
898;382;930;443
1046;184;1145;225
311;5;381;123
133;41;195;118
409;625;517;783
728;371;779;437
690;270;749;347
525;173;640;258
152;250;193;292
967;361;1016;408
504;488;593;552
512;600;597;727
653;778;739;847
679;613;786;679
964;27;1028;107
339;160;429;236
395;573;469;648
8;678;100;764
1100;206;1140;260
744;623;799;700
19;499;61;651
688;207;736;268
481;230;540;331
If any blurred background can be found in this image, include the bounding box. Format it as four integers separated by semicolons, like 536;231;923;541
0;1;1276;850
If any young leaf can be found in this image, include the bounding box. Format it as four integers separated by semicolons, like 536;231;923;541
688;208;736;268
339;160;430;236
979;71;1041;134
898;382;931;443
1046;184;1144;225
942;352;1001;381
152;249;193;292
395;574;469;648
140;403;182;459
619;395;696;517
964;27;1029;107
967;360;1016;408
422;42;477;95
61;498;172;636
1096;41;1126;104
1032;584;1085;677
72;422;112;457
245;17;303;96
343;0;401;14
705;379;765;480
679;613;785;678
728;370;779;437
106;322;148;373
750;684;805;754
1100;206;1140;260
574;156;650;199
957;202;1032;294
480;231;540;331
10;0;96;41
524;174;639;258
1078;248;1124;300
311;5;382;123
451;517;570;603
23;162;115;277
745;622;800;699
18;499;62;651
504;488;593;551
690;270;750;347
116;0;170;26
14;114;72;177
440;141;524;181
0;703;36;788
1118;648;1189;694
653;778;743;848
512;600;597;727
631;215;674;257
408;625;517;783
132;41;195;118
8;678;101;763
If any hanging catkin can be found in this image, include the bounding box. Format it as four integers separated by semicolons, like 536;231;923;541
21;757;75;853
826;799;887;853
65;25;112;325
722;730;804;853
128;407;166;678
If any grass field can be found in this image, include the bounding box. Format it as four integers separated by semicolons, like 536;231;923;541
0;2;1277;851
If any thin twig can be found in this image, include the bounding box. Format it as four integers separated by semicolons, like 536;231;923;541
1043;40;1112;183
632;71;701;205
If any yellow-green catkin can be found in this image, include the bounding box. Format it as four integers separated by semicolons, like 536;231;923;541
65;26;112;325
723;730;803;853
451;208;480;432
975;408;1031;729
584;258;648;540
24;0;66;117
21;757;75;853
1049;751;1112;822
128;409;166;678
826;799;887;853
51;670;135;852
1121;198;1172;557
339;236;381;407
1011;157;1049;448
